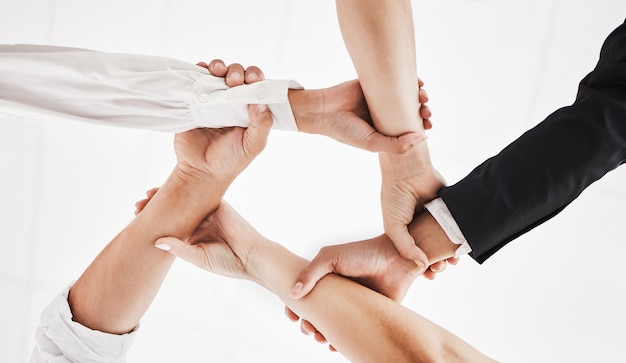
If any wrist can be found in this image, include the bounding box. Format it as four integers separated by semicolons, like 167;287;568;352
173;163;230;194
379;139;432;169
246;239;306;296
409;210;457;263
288;88;324;134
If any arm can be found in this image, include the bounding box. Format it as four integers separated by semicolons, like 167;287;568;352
68;168;222;334
0;45;299;132
335;0;444;264
335;0;421;136
439;19;626;263
154;202;493;363
69;105;272;334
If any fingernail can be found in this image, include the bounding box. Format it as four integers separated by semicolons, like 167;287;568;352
301;324;311;335
229;72;241;81
247;72;258;81
155;243;171;251
291;282;303;295
256;104;268;113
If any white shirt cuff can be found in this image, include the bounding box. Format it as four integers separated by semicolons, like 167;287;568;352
33;283;137;363
425;197;472;258
190;77;303;131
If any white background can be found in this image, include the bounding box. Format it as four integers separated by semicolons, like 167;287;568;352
1;1;626;362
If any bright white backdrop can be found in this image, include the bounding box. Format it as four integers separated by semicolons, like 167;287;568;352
1;1;626;362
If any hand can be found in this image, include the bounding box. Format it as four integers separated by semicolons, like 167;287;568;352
285;235;457;350
174;103;272;185
135;190;260;281
379;142;446;267
285;307;337;353
289;79;433;153
422;257;460;280
290;236;422;301
197;59;265;87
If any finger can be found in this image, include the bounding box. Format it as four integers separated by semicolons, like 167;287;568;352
423;119;432;130
243;104;273;158
284;306;300;322
422;269;437;280
155;237;206;267
290;251;334;299
134;198;149;215
420;104;432;123
387;229;428;270
329;345;337;352
423;118;433;131
418;88;429;104
146;187;159;199
300;320;316;335
207;59;227;77
313;331;327;344
447;257;460;265
244;66;265;84
430;260;447;273
135;187;160;214
418;77;424;88
225;63;245;87
196;61;209;70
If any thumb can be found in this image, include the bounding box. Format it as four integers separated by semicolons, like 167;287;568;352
244;104;273;158
365;132;425;154
290;254;334;299
155;236;205;267
387;228;429;270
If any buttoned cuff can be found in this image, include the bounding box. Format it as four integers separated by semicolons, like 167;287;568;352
190;77;303;131
35;283;137;363
425;198;472;258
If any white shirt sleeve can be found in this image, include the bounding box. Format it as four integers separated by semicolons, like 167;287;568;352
424;197;472;258
0;44;303;132
32;283;137;363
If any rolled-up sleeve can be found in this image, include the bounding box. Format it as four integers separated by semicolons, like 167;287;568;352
0;44;302;132
32;284;137;363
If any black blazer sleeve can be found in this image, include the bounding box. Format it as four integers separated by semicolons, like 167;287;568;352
439;19;626;264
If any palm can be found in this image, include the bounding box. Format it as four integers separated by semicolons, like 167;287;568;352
184;202;263;280
183;210;248;279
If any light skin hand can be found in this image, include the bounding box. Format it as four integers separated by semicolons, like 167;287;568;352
174;103;272;185
137;198;260;283
379;143;446;267
288;209;460;348
291;208;459;300
291;236;422;302
197;60;265;87
288;79;430;153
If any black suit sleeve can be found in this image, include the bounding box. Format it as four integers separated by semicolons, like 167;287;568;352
439;19;626;264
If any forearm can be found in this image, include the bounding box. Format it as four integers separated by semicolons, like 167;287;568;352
251;240;492;362
439;20;626;263
336;0;422;136
69;167;226;334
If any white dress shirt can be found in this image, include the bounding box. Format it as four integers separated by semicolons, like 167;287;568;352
0;44;302;132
